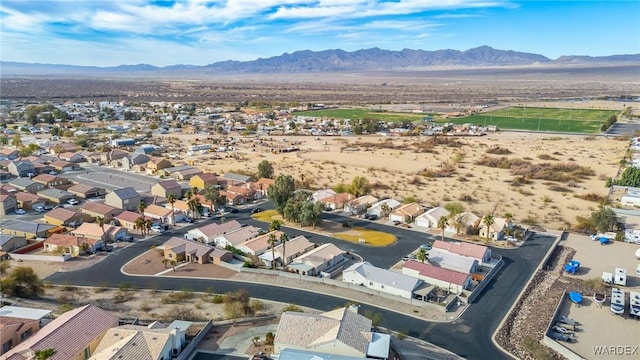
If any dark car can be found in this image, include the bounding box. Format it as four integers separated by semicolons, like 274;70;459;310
251;208;263;214
228;207;239;213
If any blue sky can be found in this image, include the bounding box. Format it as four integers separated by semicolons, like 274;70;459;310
1;0;638;67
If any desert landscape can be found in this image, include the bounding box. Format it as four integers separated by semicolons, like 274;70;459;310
158;129;627;232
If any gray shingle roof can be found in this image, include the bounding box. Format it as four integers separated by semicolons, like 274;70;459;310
112;187;139;199
0;219;55;235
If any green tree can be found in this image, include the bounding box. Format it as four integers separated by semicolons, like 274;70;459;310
269;219;282;231
268;233;278;270
348;176;370;197
11;134;21;148
203;185;226;211
187;197;202;218
135;217;147;236
483;214;495;239
380;203;390;220
167;194;177;225
416;248;428;263
0;135;8;145
257;160;275;179
267;174;295;214
590;205;617;233
280;232;289;268
137;200;147;215
613;167;640;187
444;202;464;216
95;216;106;243
170;260;177;271
34;348;57;360
0;266;44;298
437;216;448;241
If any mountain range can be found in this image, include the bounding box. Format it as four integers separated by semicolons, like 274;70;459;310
2;46;639;76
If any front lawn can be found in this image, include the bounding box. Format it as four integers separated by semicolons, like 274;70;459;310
334;227;396;247
251;209;279;222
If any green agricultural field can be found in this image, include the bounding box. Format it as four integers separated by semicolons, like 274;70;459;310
447;107;619;133
296;108;430;122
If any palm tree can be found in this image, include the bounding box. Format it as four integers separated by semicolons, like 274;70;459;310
267;233;278;270
34;348;57;360
191;186;199;196
144;219;153;235
135;217;147;236
167;194;177;225
95;216;107;243
483;214;495;240
380;203;390;219
279;232;289;269
184;190;193;200
162;259;169;268
437;216;448;241
416;248;428;263
170;260;177;271
137;200;147;215
187;197;201;219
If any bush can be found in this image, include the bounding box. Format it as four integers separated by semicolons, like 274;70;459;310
212;294;224;304
281;303;303;313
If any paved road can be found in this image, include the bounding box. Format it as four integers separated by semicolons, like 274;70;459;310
45;208;555;359
59;165;158;192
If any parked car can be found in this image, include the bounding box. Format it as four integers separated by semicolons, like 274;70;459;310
67;198;79;205
14;209;26;215
420;243;433;251
251;207;263;214
183;217;194;223
228;207;239;213
48;171;58;175
34;206;45;212
43;205;53;210
393;220;401;225
364;214;378;220
150;226;165;234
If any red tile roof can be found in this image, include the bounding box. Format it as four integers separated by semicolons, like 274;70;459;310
431;240;488;260
403;260;469;286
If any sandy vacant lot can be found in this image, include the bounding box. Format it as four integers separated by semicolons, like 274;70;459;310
162;131;627;231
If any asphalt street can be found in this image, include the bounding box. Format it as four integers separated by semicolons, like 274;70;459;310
45;208;555;359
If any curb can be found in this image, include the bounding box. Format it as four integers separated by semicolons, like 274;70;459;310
490;232;562;359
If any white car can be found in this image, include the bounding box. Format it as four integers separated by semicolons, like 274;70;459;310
67;199;79;205
34;206;46;212
14;209;26;215
150;226;165;233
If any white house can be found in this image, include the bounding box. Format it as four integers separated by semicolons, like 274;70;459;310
184;220;243;244
344;194;378;215
427;248;479;274
287;243;346;277
311;188;337;202
367;198;402;218
431;240;492;265
342;261;423;299
213;226;261;248
478;216;508;240
621;194;640;207
414;206;450;228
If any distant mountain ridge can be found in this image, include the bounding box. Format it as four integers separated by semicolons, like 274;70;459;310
2;46;639;76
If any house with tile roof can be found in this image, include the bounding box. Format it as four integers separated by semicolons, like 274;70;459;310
0;306;51;354
311;189;337;202
445;211;481;235
0;148;20;161
342;261;424;300
79;203;122;222
250;177;275;199
8;178;44;194
402;260;472;294
0;304;119;360
0;220;55;239
14;192;46;211
235;230;283;257
258;235;315;268
44;233;104;256
414;206;450;229
143;204;174;224
150;180;182;199
189;173;219;190
184;220;243;245
321;193;356;210
160;237;232;265
49;160;77;173
57;152;85;163
389;202;424;224
114;211;149;231
31;174;70;189
43;208;91;227
287;243;346;277
90;321;192;360
478;216;509;241
344;195;379;215
431;240;492;265
212;226;261;248
274;307;389;359
67;184;106;199
105;187;141;211
71;223;128;243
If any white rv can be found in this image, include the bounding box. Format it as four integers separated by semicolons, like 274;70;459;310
610;288;625;315
614;268;627;286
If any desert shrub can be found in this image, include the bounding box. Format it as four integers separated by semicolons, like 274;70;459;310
548;185;571;192
161;289;195;304
161;305;204;322
575;193;604;202
113;289;134;304
265;332;275;345
509;176;532;187
212;294;224;304
251;299;265;314
537;154;558;161
281;303;303;313
409;176;423;185
397;330;409;340
458;194;475;203
139;303;152;313
485;146;512;155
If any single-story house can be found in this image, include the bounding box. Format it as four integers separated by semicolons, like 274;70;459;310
0;219;55;239
213;226;261;248
414;206;450;229
287;243;346;277
478;216;509;240
431;240;492;265
44;233;104;256
79;202;122;222
445;211;481;235
0;306;49;352
427;248;479;274
71;222;128;242
0;148;20;161
172;167;203;181
220;190;246;206
251;178;275;198
160;237;233;265
402;260;472;294
67;184;106;199
43;207;91;227
57;152;86;163
258;235;315;268
0;234;27;252
342;261;423;299
344;194;379;215
14;192;47;211
236;230;283;257
184;220;243;245
49;160;78;172
8;178;44;193
143;204;173;224
321;192;356;210
367;198;402;219
36;189;75;204
389;202;424;223
114;210;149;230
312;189;337;202
220;173;252;188
31;174;70;188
